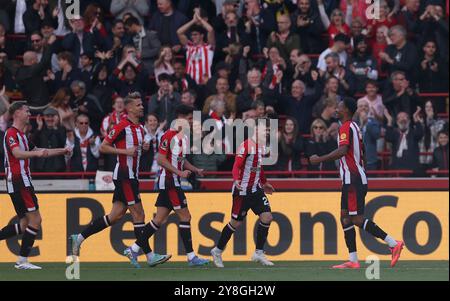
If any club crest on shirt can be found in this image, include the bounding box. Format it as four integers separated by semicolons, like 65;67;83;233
108;129;115;139
9;137;15;146
161;139;168;150
340;133;347;141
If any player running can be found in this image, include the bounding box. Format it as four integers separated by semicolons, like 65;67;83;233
69;92;170;268
309;98;404;269
1;101;71;269
211;118;276;268
124;104;209;267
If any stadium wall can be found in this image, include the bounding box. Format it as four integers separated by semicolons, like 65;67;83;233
0;192;448;262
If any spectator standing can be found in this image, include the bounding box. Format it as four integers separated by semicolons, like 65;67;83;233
384;109;425;176
383;71;419;119
348;35;378;93
317;0;351;47
148;0;189;53
66;114;101;172
124;16;161;74
154;46;175;84
275;117;303;171
379;25;419;85
140;113;165;173
242;0;276;55
147;73;181;128
2;35;56;109
432;130;449;174
23;0;58;35
354;98;381;171
70;80;104;132
111;0;150;25
177;10;215;86
31;107;67;172
419;100;447;169
317;33;350;74
292;0;324;54
305;118;337;174
62;15;97;68
49;87;75;131
266;14;302;63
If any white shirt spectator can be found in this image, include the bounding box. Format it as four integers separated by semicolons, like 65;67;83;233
14;0;27;33
317;48;348;72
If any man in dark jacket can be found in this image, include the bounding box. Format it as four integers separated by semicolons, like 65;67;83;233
23;0;58;35
383;71;419;119
379;25;419;85
31;107;67;172
148;0;188;53
124;15;161;74
292;0;324;54
70;80;104;133
432;130;449;173
280;79;321;135
2;34;56;109
385;109;424;176
62;15;97;68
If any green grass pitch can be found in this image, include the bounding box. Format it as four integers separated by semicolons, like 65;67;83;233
0;261;448;281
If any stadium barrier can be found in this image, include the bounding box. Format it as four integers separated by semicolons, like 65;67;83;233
0;191;447;262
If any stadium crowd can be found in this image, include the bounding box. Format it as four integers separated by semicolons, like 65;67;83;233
0;0;448;178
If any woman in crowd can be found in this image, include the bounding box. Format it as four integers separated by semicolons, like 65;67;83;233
49;87;76;131
305;118;337;176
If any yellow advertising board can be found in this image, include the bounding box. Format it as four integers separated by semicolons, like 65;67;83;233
0;192;448;262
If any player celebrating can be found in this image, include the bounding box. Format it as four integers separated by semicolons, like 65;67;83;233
211;118;276;268
309;98;404;269
69;92;170;268
1;101;70;269
124;104;209;267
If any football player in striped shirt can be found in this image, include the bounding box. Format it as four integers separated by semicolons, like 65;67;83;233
69;92;170;268
125;104;209;266
309;98;404;269
1;101;71;269
211;119;276;267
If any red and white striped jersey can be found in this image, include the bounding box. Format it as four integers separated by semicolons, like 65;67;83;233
185;42;214;85
338;121;367;185
3;127;35;193
232;139;267;195
104;118;145;180
157;129;188;189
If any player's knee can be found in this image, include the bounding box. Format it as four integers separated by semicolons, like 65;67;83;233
108;212;124;225
351;216;364;227
260;212;273;224
178;211;191;223
133;211;145;223
230;219;242;229
340;217;351;227
28;216;42;229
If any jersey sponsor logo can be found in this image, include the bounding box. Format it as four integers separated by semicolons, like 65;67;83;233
8;136;16;146
108;129;115;139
